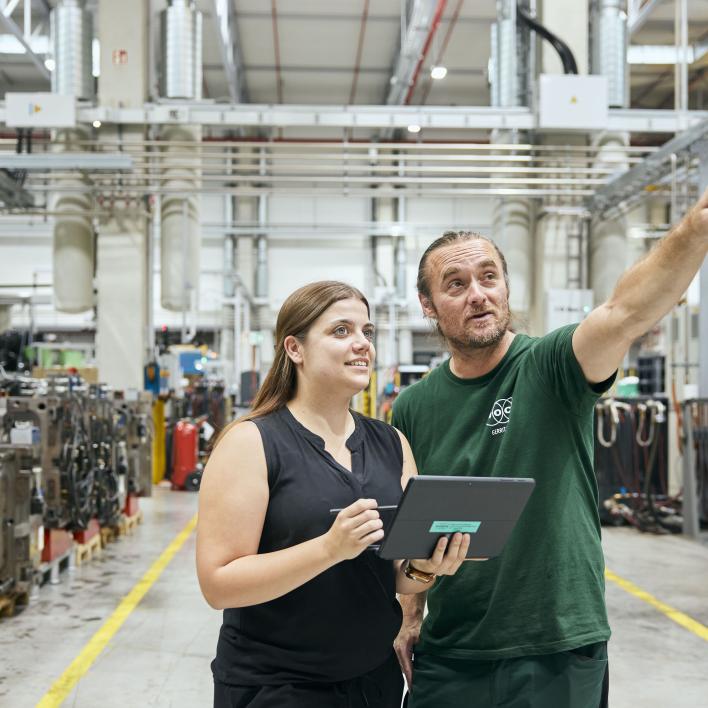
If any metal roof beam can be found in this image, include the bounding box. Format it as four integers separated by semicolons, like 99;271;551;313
2;102;708;133
587;115;708;216
628;0;665;37
2;0;22;18
0;7;50;80
0;170;34;208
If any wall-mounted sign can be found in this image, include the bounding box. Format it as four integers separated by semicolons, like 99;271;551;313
112;49;128;65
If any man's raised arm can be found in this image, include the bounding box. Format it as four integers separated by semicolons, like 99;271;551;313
573;187;708;384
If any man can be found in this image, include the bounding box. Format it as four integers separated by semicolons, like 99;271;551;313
391;192;708;708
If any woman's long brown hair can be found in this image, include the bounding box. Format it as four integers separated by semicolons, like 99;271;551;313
211;280;370;451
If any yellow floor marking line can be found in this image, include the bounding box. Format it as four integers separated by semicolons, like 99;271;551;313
606;568;708;643
36;513;198;708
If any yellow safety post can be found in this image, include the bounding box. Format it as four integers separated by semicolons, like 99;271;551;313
367;371;377;419
152;398;166;484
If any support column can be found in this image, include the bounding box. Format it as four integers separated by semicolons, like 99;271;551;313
701;261;708;400
493;190;533;331
96;200;148;390
372;196;396;373
235;195;257;294
0;305;11;333
694;139;708;398
394;231;412;365
534;211;574;333
234;194;257;393
95;0;149;389
220;195;236;388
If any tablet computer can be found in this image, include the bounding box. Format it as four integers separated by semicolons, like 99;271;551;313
375;475;535;561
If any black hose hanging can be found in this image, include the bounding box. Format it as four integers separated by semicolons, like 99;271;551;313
516;3;578;75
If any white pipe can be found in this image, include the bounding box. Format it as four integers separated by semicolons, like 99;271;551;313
395;236;407;301
674;0;689;118
680;0;689;117
234;287;242;399
186;286;197;341
243;292;251;379
387;298;396;369
146;193;157;358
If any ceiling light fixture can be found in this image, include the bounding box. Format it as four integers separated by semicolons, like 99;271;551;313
92;120;102;128
407;124;421;134
430;65;447;80
44;58;55;71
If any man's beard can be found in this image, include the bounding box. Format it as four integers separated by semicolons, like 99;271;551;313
437;306;511;351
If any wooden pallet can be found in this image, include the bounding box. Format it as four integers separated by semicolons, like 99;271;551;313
100;525;118;547
0;591;29;619
100;510;143;547
119;510;143;535
74;533;102;566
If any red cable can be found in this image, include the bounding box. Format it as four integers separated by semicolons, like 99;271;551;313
403;0;448;105
420;0;463;105
349;0;370;105
271;0;284;104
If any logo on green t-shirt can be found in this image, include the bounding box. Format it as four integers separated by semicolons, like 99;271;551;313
487;396;512;436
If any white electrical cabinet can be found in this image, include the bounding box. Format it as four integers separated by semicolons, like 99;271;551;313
545;288;594;333
538;75;608;130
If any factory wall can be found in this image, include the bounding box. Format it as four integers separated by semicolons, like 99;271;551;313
2;194;496;334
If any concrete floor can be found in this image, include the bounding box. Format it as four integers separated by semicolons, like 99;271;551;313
0;488;706;708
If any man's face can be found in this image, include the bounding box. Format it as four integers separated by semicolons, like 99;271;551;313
420;240;510;350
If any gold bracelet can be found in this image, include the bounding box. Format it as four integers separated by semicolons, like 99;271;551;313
403;560;436;584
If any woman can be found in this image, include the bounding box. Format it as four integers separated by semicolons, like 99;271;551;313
197;281;470;708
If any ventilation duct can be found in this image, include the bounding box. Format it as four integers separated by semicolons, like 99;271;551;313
158;1;205;309
590;132;629;303
50;0;94;313
490;0;533;107
590;0;628;108
160;0;203;99
50;0;94;100
52;161;94;312
160;125;201;311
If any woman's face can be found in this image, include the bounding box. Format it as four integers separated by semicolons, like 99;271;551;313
288;297;375;395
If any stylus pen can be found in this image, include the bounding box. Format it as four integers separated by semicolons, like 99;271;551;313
329;504;398;514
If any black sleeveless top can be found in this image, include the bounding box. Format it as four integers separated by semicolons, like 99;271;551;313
211;407;405;686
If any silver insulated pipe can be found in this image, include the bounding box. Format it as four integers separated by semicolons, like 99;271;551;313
50;0;94;100
490;0;531;108
50;0;94;312
160;125;201;311
590;0;628;108
160;0;203;99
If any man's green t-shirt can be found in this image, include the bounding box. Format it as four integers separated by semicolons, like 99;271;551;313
391;324;612;659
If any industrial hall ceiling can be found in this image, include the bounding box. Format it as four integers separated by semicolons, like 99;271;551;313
2;0;708;111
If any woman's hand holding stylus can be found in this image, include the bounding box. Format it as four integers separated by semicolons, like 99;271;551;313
323;498;383;561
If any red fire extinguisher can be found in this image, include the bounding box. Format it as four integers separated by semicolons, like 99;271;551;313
171;420;200;491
